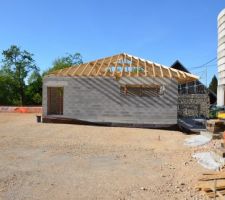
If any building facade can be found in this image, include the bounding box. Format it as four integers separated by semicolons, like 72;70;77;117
42;53;198;127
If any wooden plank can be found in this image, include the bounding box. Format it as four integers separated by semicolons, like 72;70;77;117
71;64;82;76
57;69;63;76
89;59;105;76
144;61;147;76
120;54;126;77
168;68;172;78
112;54;122;76
160;65;163;77
152;63;156;77
79;62;91;76
205;189;225;199
199;173;225;181
63;67;73;76
104;55;114;76
128;56;133;77
86;60;99;76
137;58;140;77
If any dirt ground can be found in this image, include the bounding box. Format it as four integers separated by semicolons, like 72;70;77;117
0;113;210;200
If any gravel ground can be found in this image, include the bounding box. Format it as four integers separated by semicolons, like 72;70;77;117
0;113;215;200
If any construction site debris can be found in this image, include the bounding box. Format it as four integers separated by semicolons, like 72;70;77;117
192;152;225;171
206;119;225;133
196;172;225;199
184;135;212;147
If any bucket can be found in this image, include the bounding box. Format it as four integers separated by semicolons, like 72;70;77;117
36;115;42;123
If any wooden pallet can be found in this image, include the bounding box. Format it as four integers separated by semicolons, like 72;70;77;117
196;172;225;199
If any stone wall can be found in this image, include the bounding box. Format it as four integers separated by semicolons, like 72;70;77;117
43;76;178;126
178;94;209;118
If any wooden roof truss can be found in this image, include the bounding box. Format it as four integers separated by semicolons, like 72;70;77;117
49;53;198;84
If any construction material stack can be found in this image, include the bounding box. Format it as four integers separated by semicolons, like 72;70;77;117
201;119;225;139
207;120;225;138
204;119;225;160
196;172;225;198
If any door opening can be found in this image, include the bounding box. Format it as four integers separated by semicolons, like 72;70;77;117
47;87;63;115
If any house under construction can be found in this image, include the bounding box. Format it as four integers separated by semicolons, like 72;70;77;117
42;53;198;127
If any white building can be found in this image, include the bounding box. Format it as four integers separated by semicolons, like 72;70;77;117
217;8;225;106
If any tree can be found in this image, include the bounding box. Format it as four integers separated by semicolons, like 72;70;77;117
1;45;38;105
25;71;42;105
0;70;19;105
44;53;83;75
208;75;218;94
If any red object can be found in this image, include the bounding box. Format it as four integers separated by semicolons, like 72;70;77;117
15;108;28;113
0;106;42;113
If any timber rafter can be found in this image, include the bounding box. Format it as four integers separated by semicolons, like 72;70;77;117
48;53;198;84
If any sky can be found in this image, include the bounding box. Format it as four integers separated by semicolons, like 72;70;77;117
0;0;225;85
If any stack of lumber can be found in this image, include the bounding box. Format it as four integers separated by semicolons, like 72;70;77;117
196;172;225;199
207;120;225;134
201;119;225;140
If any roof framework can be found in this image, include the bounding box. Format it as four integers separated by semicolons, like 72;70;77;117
48;53;198;84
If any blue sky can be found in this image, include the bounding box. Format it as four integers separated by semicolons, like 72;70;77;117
0;0;225;85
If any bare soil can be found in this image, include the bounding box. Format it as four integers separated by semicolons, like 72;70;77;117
0;113;209;200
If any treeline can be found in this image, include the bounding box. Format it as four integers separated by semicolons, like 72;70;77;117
0;45;82;106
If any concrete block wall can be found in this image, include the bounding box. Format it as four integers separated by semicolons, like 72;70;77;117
43;76;178;125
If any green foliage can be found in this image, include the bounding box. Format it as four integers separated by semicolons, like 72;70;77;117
44;53;83;75
0;70;19;105
208;75;218;94
0;45;83;106
1;45;38;105
131;67;144;73
25;71;42;105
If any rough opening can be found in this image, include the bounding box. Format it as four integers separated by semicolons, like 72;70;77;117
47;87;64;115
120;84;164;97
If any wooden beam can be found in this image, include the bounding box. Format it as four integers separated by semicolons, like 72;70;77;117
63;67;73;76
152;63;156;77
168;68;172;78
104;55;114;76
86;60;99;76
96;59;105;76
120;54;126;77
144;61;147;76
112;54;122;76
160;65;163;77
137;58;140;77
79;63;90;76
71;64;82;76
57;69;63;76
182;71;187;78
128;56;133;76
176;70;181;78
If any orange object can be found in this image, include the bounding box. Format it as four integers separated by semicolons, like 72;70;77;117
15;107;28;113
0;106;42;113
